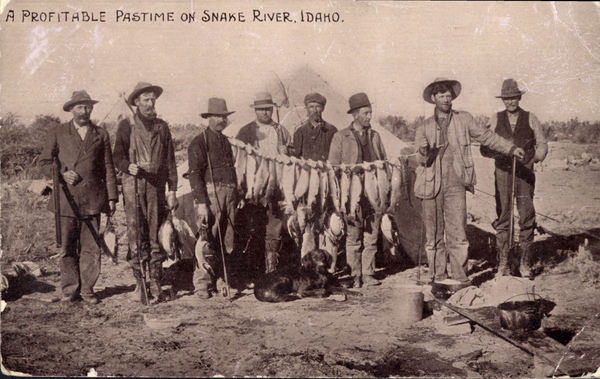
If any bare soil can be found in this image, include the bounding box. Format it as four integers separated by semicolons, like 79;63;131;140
2;141;600;377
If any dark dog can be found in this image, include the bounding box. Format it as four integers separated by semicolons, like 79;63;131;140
254;249;360;303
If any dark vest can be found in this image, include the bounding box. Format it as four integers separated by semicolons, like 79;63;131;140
493;109;536;172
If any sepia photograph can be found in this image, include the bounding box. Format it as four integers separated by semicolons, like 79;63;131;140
1;1;599;377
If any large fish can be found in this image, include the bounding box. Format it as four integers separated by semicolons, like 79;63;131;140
171;212;196;261
381;213;400;250
323;211;345;273
274;154;284;192
349;168;363;218
234;142;247;190
245;148;258;200
262;155;278;206
159;214;182;262
253;154;270;201
297;205;310;235
319;164;329;211
339;165;351;214
388;158;403;213
287;210;301;247
293;161;311;202
363;163;380;212
376;160;390;213
306;160;321;209
230;139;239;163
327;163;341;213
281;156;297;214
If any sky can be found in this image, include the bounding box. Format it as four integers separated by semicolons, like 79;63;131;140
1;1;599;129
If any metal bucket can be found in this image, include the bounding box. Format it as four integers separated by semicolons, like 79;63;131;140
394;286;424;323
497;300;545;332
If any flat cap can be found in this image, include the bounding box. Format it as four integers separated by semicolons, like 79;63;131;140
304;93;327;107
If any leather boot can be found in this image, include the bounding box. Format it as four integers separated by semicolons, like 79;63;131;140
519;243;533;278
496;249;510;277
149;261;168;303
129;266;147;302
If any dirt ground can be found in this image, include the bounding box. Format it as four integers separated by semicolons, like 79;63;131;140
2;141;600;378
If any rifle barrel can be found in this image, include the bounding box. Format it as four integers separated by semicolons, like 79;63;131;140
53;158;62;248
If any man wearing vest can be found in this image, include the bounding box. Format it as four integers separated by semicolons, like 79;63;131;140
113;82;179;303
292;93;338;259
236;92;293;274
481;79;548;278
415;78;525;289
188;98;237;299
328;93;387;288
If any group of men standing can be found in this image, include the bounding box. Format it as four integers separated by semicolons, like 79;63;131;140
40;76;546;304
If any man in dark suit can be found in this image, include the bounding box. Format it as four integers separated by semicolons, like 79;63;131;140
39;90;118;304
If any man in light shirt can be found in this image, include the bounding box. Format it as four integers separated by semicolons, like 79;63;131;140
236;92;292;274
481;79;548;279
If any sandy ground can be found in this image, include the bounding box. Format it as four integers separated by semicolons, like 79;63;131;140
2;142;600;377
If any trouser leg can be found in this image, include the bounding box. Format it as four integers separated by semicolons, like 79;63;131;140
345;216;362;280
265;202;283;274
422;195;448;282
361;210;381;277
444;184;469;284
516;172;536;276
60;216;81;298
79;215;102;298
493;169;512;275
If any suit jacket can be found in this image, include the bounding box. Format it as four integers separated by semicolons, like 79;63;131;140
414;109;515;200
39;120;118;217
328;124;387;165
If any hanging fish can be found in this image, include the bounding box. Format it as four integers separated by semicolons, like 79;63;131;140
159;213;182;262
261;155;278;206
327;163;341;213
253;153;270;201
103;216;118;263
234;143;248;190
171;212;196;260
388;158;403;213
287;210;302;247
293;161;311;202
381;213;400;248
323;210;345;273
349;168;363;218
306;160;321;210
297;205;310;235
281;156;297;214
274;155;284;192
319;164;329;211
245;148;258;200
363;163;380;212
375;160;390;213
339;164;351;214
230;140;239;163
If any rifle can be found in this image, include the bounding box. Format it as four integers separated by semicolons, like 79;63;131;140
132;150;149;305
53;157;62;248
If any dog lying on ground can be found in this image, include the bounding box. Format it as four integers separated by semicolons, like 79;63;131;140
254;249;361;303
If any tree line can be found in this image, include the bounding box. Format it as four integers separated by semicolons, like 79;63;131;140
1;111;599;180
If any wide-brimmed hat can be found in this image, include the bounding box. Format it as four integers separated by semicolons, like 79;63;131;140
62;90;99;112
250;92;277;108
422;78;462;104
304;93;327;107
127;82;163;106
496;78;526;98
200;98;235;119
347;92;373;114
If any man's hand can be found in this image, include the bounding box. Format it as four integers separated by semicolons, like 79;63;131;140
513;147;525;160
62;170;82;186
166;191;179;211
108;200;117;217
128;163;140;176
196;203;210;227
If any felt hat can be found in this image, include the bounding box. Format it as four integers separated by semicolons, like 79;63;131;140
62;90;99;112
496;78;526;98
200;98;235;119
347;92;373;114
304;93;327;107
127;82;163;106
250;92;277;108
422;78;462;104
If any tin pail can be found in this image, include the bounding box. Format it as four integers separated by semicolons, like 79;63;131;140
394;285;424;323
